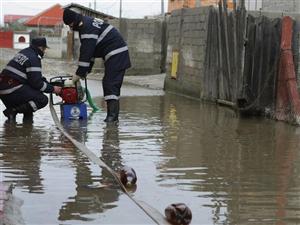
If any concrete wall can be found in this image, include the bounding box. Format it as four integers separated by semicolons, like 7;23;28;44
262;0;300;13
163;7;300;100
109;18;165;75
164;7;211;98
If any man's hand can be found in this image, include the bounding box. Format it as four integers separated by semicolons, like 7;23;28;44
72;74;82;84
53;86;62;95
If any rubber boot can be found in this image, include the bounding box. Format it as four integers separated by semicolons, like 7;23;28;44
3;103;33;121
23;111;34;123
3;108;17;121
104;100;119;123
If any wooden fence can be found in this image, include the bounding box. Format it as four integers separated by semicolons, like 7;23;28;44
204;1;300;121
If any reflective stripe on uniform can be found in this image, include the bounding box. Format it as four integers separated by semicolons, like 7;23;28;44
5;66;27;79
81;34;98;39
29;100;38;111
104;95;120;100
0;84;23;95
97;25;113;45
105;46;128;61
78;61;90;67
26;67;42;72
40;82;47;91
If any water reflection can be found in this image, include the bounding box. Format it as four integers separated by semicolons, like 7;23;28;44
155;94;300;225
0;90;300;224
0;122;44;193
101;123;123;170
58;120;122;222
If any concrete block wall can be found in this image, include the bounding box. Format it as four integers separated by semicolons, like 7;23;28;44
262;0;300;13
165;7;211;98
109;18;165;75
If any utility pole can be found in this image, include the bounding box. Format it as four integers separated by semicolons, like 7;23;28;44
161;0;165;16
94;0;96;10
119;0;122;19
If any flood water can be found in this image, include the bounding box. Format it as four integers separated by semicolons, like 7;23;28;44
0;80;300;225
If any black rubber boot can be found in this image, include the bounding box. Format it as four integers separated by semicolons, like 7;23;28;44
3;103;33;121
3;108;17;121
23;112;34;123
104;100;119;123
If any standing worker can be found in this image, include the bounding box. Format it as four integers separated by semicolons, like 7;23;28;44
63;8;131;123
0;37;62;122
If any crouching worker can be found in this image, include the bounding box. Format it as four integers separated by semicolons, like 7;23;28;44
0;37;62;122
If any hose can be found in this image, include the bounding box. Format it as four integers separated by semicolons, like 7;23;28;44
84;87;100;112
49;103;170;225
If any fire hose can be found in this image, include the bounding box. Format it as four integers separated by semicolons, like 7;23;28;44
49;102;170;225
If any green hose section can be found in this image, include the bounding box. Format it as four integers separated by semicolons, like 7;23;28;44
84;87;100;112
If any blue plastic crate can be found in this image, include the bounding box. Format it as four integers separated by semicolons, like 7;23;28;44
60;103;87;120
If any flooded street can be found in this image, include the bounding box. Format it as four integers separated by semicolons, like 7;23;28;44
0;79;300;225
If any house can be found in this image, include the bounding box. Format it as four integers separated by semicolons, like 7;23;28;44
1;15;32;48
4;14;33;28
24;3;64;35
168;0;234;12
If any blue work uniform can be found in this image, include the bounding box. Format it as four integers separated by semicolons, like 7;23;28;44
0;46;54;111
76;16;131;100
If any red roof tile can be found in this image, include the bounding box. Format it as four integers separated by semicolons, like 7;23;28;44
25;4;63;27
4;15;33;23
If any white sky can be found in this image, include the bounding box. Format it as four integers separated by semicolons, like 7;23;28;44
0;0;264;26
0;0;169;25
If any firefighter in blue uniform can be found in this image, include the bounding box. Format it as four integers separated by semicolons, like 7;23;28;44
63;8;131;123
0;37;62;121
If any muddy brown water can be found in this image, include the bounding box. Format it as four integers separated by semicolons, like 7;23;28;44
0;81;300;224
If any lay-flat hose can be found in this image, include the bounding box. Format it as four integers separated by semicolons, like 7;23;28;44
49;103;170;225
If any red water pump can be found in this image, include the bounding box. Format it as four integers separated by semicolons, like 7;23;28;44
60;86;79;104
50;75;87;119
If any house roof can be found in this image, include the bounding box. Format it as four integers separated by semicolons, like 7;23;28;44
63;3;115;19
4;15;33;24
25;4;63;27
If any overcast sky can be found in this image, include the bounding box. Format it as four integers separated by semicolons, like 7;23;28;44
0;0;264;25
0;0;168;25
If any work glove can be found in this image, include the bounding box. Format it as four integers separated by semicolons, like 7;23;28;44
53;86;62;95
72;74;82;84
